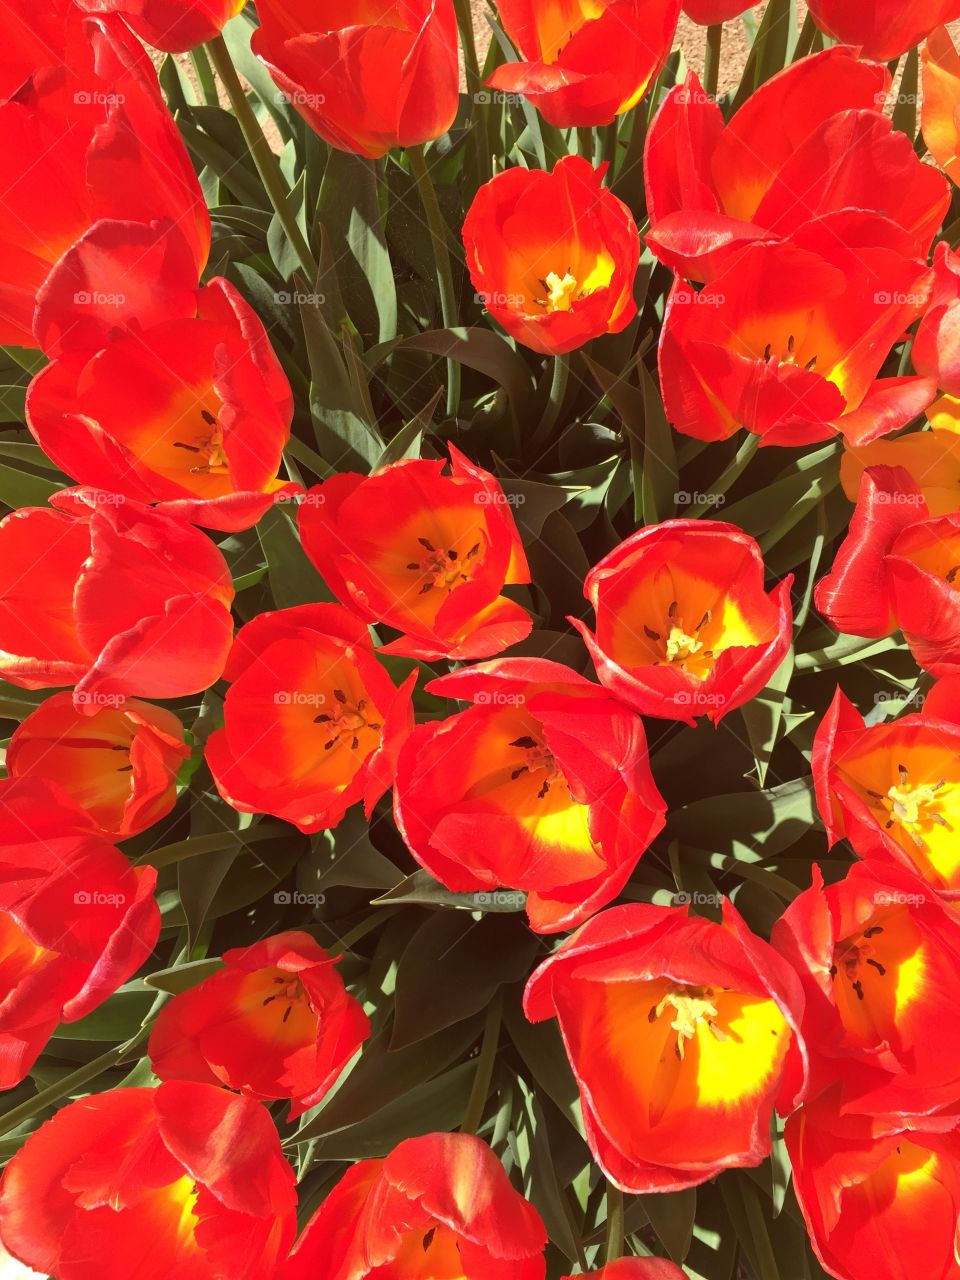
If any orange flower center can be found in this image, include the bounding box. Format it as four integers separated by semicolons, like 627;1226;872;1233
172;408;230;476
393;1223;467;1278
406;535;484;597
508;733;565;801
313;689;382;755
261;972;308;1026
758;333;818;372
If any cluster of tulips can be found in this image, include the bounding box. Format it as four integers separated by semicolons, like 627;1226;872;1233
4;0;960;1279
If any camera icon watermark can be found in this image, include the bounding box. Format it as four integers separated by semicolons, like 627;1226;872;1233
74;889;127;906
671;890;722;907
674;490;725;508
274;290;326;306
474;690;526;706
274;691;327;707
74;690;126;709
73;290;125;307
274;890;327;906
472;890;526;908
74;90;125;107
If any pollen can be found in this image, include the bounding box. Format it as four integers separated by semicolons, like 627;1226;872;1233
650;985;727;1060
881;763;949;847
543;270;579;312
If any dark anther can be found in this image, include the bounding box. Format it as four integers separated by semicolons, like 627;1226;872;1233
511;766;528;780
696;610;712;631
537;779;550;799
644;626;661;640
419;582;432;595
418;537;436;551
866;959;886;976
447;549;458;560
648;1006;658;1022
467;544;480;559
510;736;538;749
333;689;347;704
864;926;884;938
406;562;419;570
948;566;960;585
200;409;217;426
787;335;795;354
173;441;201;453
763;343;772;362
668;601;678;619
805;356;818;371
282;1006;292;1023
314;714;331;723
852;980;864;1001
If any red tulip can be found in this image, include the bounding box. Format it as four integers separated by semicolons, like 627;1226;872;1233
205;604;416;833
148;931;370;1119
487;0;681;127
7;692;188;839
681;0;753;19
0;1082;297;1280
659;213;935;446
0;488;235;706
299;447;532;660
913;241;960;397
645;49;947;281
812;687;960;897
815;464;960;676
28;219;298;532
808;0;960;62
0;777;160;1088
524;901;808;1192
281;1132;547;1279
571;520;792;724
463;156;640;355
840;425;960;517
394;658;667;933
772;862;960;1118
0;10;209;347
564;1264;687;1280
786;1086;960;1280
0;0;95;101
75;0;247;52
252;0;459;159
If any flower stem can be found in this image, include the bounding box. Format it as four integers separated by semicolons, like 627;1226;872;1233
606;1181;625;1262
703;24;723;99
205;35;318;281
461;988;503;1135
408;144;461;418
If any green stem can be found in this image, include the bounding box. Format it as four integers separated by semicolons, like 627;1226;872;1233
461;989;503;1135
205;35;318;281
190;45;220;106
703;23;723;99
530;353;572;454
0;1025;151;1137
605;1182;625;1262
408;145;461;418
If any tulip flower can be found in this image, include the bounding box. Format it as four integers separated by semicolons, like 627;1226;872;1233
524;901;807;1192
786;1086;960;1280
840;424;960;517
923;25;960;190
251;0;459;158
815;465;960;675
812;687;960;895
27;219;298;532
0;11;209;347
645;49;948;282
75;0;246;52
487;0;681;127
659;213;936;446
0;1082;297;1280
205;603;416;833
0;777;160;1088
682;0;752;19
0;488;235;706
299;447;532;660
571;520;792;725
462;156;640;355
149;931;370;1119
772;862;960;1117
564;1264;687;1280
0;0;94;101
809;0;960;62
281;1132;547;1279
6;692;188;839
913;241;960;398
393;658;667;933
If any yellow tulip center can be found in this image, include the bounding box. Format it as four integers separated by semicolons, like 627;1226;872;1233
543;270;579;312
313;688;382;755
649;985;727;1061
879;763;947;848
408;535;484;595
644;602;715;678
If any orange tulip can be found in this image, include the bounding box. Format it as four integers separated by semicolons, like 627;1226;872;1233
812;687;960;897
6;692;188;839
810;0;960;62
463;156;640;356
524;901;808;1192
787;1087;960;1280
75;0;246;52
488;0;681;127
923;25;960;189
565;1265;687;1280
840;425;960;517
